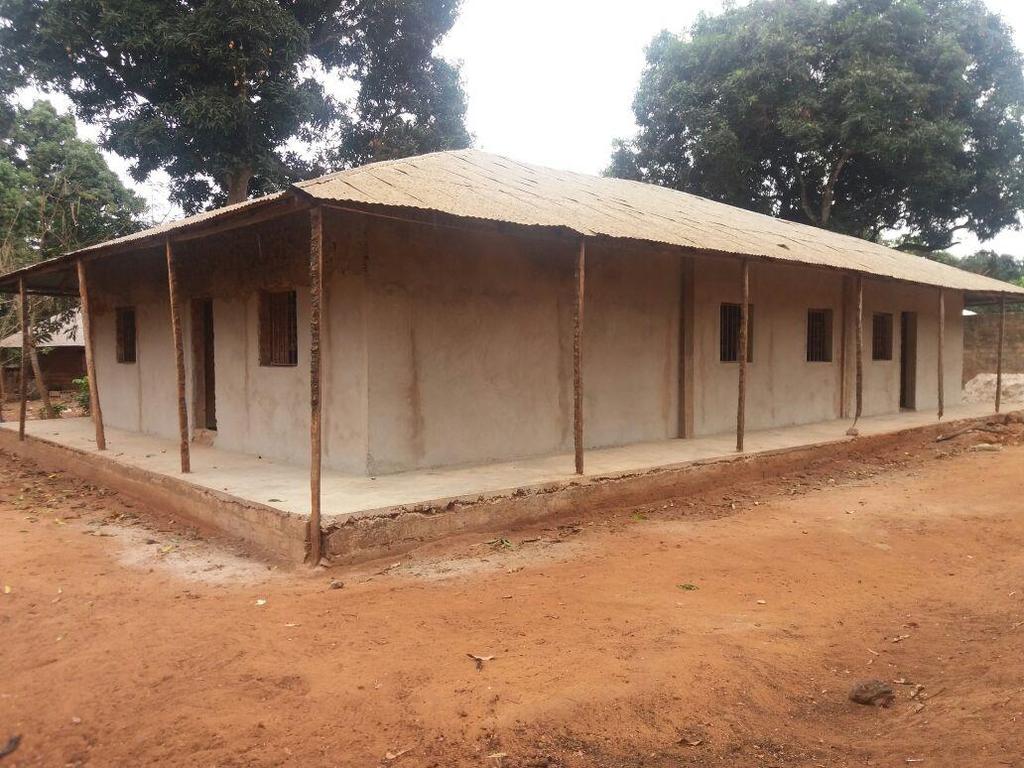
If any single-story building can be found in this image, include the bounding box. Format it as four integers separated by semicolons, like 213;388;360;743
0;309;86;395
0;150;1021;562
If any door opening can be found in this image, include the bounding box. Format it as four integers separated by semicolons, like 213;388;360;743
192;299;217;431
900;311;917;410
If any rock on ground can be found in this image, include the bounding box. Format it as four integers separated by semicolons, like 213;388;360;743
849;680;896;707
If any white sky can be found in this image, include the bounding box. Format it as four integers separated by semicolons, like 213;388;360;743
16;0;1024;256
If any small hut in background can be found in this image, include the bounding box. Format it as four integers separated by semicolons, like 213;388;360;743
0;309;85;396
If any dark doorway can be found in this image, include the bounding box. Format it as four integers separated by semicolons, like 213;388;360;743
900;311;917;410
192;299;217;431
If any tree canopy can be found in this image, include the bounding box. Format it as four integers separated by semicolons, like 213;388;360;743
0;100;146;360
929;249;1024;286
609;0;1024;251
0;100;145;270
0;0;472;213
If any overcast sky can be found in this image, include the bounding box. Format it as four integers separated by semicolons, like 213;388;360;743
17;0;1024;256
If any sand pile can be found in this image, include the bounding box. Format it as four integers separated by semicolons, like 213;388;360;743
963;373;1024;406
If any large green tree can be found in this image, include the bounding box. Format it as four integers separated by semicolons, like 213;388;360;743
1;101;145;268
929;248;1024;285
0;0;472;213
950;249;1024;284
609;0;1024;251
0;100;145;412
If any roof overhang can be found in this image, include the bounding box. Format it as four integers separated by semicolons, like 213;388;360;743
963;291;1024;305
0;191;306;295
1;149;1022;301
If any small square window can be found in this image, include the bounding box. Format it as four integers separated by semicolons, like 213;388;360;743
806;309;833;362
720;303;754;362
259;290;298;367
872;313;893;361
115;307;136;364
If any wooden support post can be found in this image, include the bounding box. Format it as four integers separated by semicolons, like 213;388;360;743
937;288;945;420
573;239;586;474
995;296;1005;414
736;259;749;452
839;275;849;418
77;259;106;450
165;238;190;473
18;278;28;440
676;258;688;438
849;275;864;433
308;206;324;565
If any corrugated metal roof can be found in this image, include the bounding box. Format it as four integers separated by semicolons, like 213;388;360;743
70;191;290;257
1;149;1020;297
0;310;82;349
296;149;1024;296
0;191;293;292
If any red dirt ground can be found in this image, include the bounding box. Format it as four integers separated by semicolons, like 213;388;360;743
2;417;1024;767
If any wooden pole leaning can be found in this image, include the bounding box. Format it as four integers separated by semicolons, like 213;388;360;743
573;238;586;475
736;259;750;451
18;278;28;440
995;296;1005;414
937;288;945;420
77;259;106;449
165;238;191;473
308;205;324;565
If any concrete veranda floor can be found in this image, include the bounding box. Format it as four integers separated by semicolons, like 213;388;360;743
2;399;1019;525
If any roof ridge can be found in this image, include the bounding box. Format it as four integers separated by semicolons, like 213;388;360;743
292;150;1023;296
294;149;479;189
2;149;1021;298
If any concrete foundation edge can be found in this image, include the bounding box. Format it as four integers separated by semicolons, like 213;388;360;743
0;428;307;562
323;411;1017;564
1;412;1014;565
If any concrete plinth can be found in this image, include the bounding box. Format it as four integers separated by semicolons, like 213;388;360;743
0;402;1017;563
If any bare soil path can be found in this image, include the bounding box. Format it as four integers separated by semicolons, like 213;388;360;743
2;420;1024;767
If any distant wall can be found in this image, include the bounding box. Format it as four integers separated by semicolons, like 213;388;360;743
2;347;84;394
43;348;86;390
963;311;1024;383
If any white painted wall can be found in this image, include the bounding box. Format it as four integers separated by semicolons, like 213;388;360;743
692;258;847;435
211;290;311;466
88;210;965;477
92;308;141;432
322;263;370;473
583;245;682;449
91;249;175;438
364;222;573;474
690;257;963;436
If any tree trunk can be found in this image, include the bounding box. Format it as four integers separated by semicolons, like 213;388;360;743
0;349;6;421
26;299;54;418
28;340;53;418
225;165;253;205
820;149;853;227
798;172;819;225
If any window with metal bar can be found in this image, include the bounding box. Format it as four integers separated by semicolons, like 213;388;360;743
720;303;754;362
258;290;298;367
115;307;136;364
806;309;833;362
872;312;893;361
